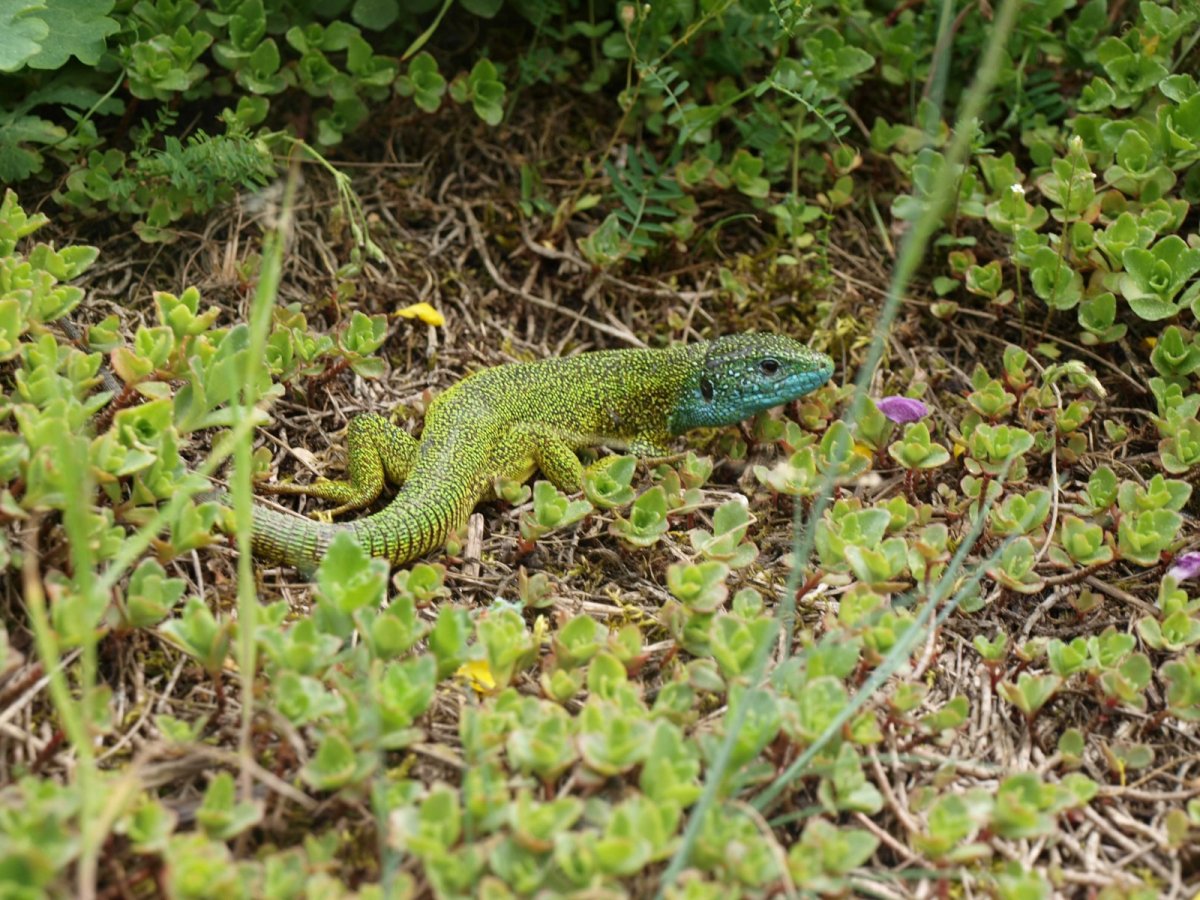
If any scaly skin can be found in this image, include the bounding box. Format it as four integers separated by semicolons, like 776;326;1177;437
245;333;834;568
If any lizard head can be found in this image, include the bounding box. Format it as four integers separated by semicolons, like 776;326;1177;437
667;333;834;434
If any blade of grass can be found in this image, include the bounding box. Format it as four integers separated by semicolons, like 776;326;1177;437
400;0;455;61
26;429;101;898
656;0;1022;890
776;0;1022;661
229;161;297;801
22;550;97;898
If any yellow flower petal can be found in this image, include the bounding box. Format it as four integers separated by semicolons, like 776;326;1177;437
396;302;445;327
532;614;549;647
456;658;496;694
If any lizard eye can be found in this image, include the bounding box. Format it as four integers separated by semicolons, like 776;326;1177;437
759;358;780;376
700;377;715;402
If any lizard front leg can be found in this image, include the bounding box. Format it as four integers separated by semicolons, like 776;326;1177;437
489;425;673;499
259;413;418;518
484;424;585;494
629;433;673;458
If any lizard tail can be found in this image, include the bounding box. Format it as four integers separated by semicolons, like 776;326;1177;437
200;488;341;570
247;500;342;570
203;488;455;570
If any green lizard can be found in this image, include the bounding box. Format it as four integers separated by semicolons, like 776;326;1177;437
243;332;834;568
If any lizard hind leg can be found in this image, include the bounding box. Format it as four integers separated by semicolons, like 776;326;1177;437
258;413;419;518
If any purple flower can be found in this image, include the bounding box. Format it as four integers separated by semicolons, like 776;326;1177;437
875;396;930;424
1168;551;1200;581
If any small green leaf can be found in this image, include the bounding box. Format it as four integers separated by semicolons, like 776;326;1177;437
196;772;264;840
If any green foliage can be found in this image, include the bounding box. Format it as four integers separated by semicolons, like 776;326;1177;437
0;0;504;236
197;772;264;841
888;422;950;469
396;52;446;113
987;537;1045;595
754;442;821;497
7;0;1200;894
160;597;233;677
1056;515;1113;567
688;498;758;568
1139;578;1200;652
518;480;593;542
610;484;670;548
582;453;637;509
998;672;1062;720
448;58;506;127
667;560;729;614
119;557;188;629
